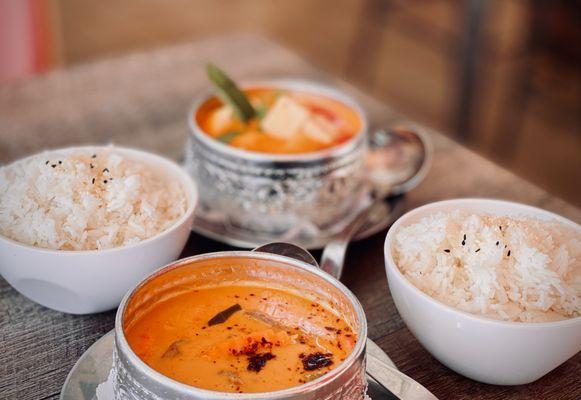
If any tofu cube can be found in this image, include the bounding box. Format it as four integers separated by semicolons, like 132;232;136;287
209;105;233;132
261;96;309;139
302;115;338;144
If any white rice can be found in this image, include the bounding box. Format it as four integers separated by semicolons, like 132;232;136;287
393;211;581;322
0;147;187;251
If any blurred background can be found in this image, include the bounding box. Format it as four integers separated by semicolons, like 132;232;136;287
1;0;580;206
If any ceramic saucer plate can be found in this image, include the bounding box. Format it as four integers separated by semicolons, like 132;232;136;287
60;330;399;400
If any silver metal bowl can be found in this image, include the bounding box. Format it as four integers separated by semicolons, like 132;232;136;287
113;250;368;399
185;79;368;235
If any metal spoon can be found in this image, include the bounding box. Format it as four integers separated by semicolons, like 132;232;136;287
320;126;431;279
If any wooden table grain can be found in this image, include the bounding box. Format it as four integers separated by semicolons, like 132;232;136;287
0;34;579;400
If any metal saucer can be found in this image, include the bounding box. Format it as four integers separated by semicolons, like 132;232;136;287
60;330;115;400
191;197;398;250
60;330;398;400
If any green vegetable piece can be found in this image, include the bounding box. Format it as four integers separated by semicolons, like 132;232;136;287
206;63;255;122
255;104;268;120
274;89;287;100
217;130;241;144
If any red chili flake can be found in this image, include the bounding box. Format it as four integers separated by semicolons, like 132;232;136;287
247;353;275;372
302;352;333;371
232;341;259;356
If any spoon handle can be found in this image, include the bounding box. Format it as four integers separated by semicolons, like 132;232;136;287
366;343;439;400
321;198;396;279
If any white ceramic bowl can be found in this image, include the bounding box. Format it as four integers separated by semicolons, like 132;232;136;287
0;146;198;314
384;198;581;385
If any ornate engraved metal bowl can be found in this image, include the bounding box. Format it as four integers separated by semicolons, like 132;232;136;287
185;80;368;235
113;251;368;399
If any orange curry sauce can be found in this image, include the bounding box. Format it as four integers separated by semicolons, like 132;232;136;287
196;88;362;154
125;285;357;393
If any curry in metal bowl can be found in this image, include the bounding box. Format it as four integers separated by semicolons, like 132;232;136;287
125;284;357;393
196;86;363;155
185;65;368;236
114;251;367;399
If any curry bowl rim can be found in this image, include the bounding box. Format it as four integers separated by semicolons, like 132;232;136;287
188;78;369;164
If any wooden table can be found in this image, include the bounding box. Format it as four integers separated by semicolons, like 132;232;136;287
0;34;579;400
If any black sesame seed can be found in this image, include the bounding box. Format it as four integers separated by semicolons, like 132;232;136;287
461;241;466;246
103;168;109;173
499;226;502;231
91;178;95;184
58;160;62;164
475;248;480;253
463;234;467;240
496;241;499;246
444;249;450;253
90;163;94;169
51;164;56;168
45;160;49;165
92;154;97;158
103;180;108;184
507;250;511;257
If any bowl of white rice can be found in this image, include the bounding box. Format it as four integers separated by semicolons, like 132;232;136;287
384;198;580;385
0;146;198;314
